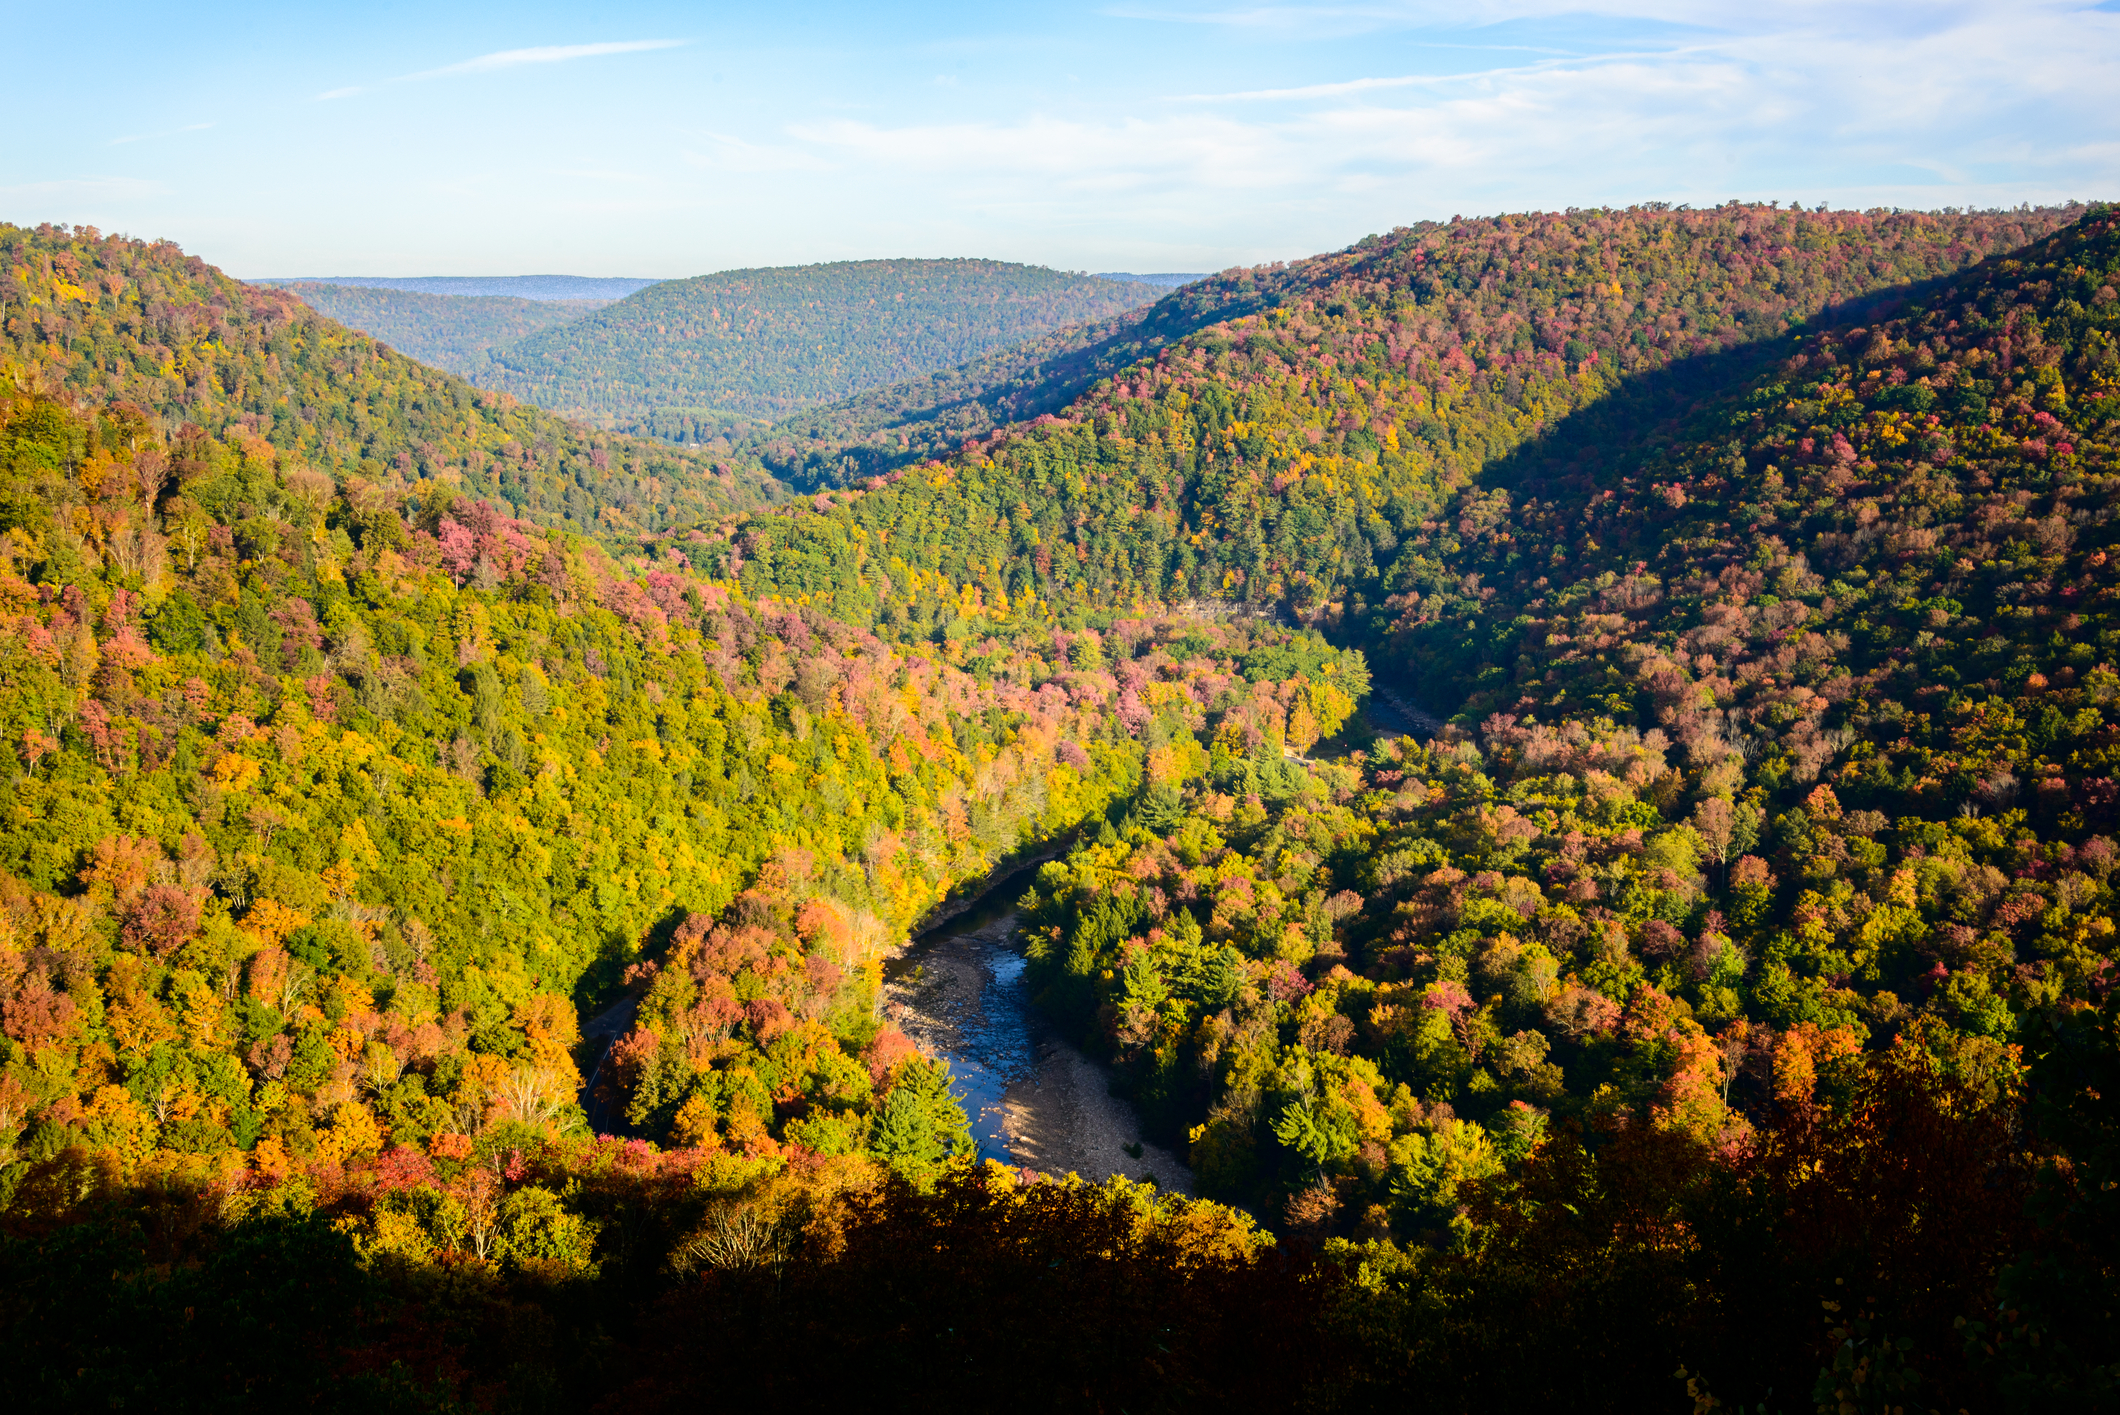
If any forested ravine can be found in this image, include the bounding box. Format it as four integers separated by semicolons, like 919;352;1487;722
875;673;1439;1192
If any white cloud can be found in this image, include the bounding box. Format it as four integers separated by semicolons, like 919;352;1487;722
109;122;213;145
398;39;689;83
787;0;2118;232
1114;2;1988;37
793;113;1291;187
1171;58;1618;102
683;133;834;174
309;39;690;103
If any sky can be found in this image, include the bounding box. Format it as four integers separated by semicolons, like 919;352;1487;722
7;1;2119;279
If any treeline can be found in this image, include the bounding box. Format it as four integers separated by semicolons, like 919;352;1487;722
270;283;608;381
481;258;1164;423
0;224;781;541
262;275;659;300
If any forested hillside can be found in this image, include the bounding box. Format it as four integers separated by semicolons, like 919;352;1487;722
8;205;2120;1412
0;349;1361;1406
2;379;1331;1176
717;206;2072;632
481;259;1164;426
1371;211;2120;725
267;283;608;381
715;263;1325;492
0;224;782;539
703;203;2119;1407
268;262;1240;497
716;254;1459;494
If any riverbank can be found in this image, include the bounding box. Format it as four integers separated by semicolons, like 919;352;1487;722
883;907;1193;1193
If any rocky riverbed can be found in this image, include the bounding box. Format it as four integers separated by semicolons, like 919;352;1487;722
882;903;1193;1192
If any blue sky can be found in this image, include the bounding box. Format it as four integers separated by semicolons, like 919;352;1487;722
8;1;2118;278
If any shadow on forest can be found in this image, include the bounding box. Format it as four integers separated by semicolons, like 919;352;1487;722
1336;262;1988;705
1481;266;1973;497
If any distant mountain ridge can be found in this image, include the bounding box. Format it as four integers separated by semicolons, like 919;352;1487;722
252;274;663;300
714;267;1319;490
479;258;1167;423
1092;271;1206;286
258;262;1188;468
265;282;608;380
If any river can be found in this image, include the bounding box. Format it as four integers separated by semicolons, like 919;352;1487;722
572;886;1191;1190
872;686;1449;1187
581;684;1442;1177
883;893;1194;1191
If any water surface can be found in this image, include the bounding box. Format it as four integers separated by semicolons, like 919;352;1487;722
883;897;1038;1165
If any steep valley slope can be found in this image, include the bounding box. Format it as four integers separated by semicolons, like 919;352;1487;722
4;204;2119;1414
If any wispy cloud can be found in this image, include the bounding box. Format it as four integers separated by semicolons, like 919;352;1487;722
1173;69;1500;101
1106;2;1543;39
792;114;1290;191
1112;2;1710;32
1170;44;1715;100
314;39;688;101
1110;0;2092;50
399;39;689;82
110;122;214;145
787;1;2120;229
550;167;659;183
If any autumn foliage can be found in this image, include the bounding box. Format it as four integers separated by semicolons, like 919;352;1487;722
5;205;2120;1409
